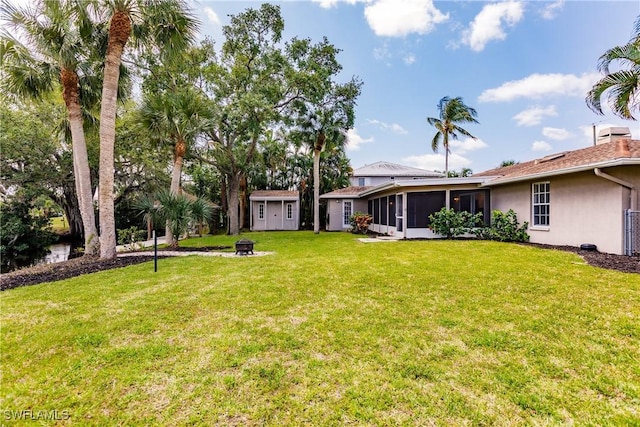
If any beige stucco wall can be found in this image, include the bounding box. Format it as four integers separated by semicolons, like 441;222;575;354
325;199;368;231
490;167;638;255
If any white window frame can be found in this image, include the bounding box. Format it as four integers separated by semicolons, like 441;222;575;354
286;203;293;220
258;203;265;220
343;200;353;227
358;177;366;186
532;182;550;227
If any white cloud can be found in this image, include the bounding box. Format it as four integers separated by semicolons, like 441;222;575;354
403;153;471;171
403;53;416;65
373;43;391;61
531;141;552;152
345;128;374;151
540;0;564;20
203;6;220;25
368;119;408;135
513;105;557;126
364;0;449;37
462;1;524;52
542;127;571;141
478;72;600;102
312;0;361;8
448;137;488;154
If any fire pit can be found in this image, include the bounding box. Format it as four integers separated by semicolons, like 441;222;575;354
235;239;254;255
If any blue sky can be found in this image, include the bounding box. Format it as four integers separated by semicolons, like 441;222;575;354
194;0;640;173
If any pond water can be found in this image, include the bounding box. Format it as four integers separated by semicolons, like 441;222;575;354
41;243;72;265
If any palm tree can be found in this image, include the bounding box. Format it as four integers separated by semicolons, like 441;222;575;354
427;96;479;177
98;0;198;259
1;0;100;255
137;87;211;244
586;15;640;120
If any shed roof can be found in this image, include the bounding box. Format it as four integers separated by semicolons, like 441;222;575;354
249;190;299;200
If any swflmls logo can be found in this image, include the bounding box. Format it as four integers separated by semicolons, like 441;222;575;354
3;409;70;421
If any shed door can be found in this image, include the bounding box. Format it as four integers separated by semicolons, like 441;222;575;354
267;201;282;230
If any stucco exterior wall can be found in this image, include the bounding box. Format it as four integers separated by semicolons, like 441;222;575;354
490;168;634;254
325;199;368;231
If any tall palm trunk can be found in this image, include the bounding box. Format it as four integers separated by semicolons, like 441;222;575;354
166;138;185;246
99;10;131;259
444;135;450;177
61;68;99;255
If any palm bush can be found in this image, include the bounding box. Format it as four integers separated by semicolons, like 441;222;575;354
190;198;214;237
155;190;193;249
133;194;162;240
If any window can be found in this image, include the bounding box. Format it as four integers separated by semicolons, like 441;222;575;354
358;177;365;186
450;190;490;224
258;203;265;220
286;203;293;220
343;201;352;226
532;182;550;226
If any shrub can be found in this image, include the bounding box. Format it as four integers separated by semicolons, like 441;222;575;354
349;212;373;234
429;208;482;239
116;226;146;251
474;209;529;242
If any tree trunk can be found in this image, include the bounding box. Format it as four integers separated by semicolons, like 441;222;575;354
99;10;131;259
56;180;83;242
227;172;241;235
313;148;321;234
239;173;247;230
61;68;99;256
444;134;449;177
166;153;184;247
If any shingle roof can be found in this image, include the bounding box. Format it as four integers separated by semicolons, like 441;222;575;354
475;140;640;184
249;190;299;199
320;186;373;198
353;161;443;177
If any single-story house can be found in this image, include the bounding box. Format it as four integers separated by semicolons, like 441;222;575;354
323;161;444;233
320;130;640;255
249;190;300;231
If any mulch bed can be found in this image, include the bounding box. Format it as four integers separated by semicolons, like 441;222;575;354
1;244;637;292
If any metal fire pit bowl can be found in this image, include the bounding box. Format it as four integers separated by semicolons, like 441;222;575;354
235;239;254;255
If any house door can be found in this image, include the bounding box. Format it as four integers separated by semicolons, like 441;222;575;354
267;201;283;230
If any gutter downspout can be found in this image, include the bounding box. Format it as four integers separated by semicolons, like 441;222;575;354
594;168;637;210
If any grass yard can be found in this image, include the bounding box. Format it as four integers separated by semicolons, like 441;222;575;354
1;231;639;425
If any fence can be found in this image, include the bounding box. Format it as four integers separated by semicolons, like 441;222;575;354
624;209;640;256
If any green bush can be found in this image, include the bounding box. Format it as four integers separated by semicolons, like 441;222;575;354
428;208;482;239
116;226;146;249
349;212;373;234
474;209;529;242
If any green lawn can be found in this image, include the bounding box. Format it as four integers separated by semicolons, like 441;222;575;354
1;232;639;425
